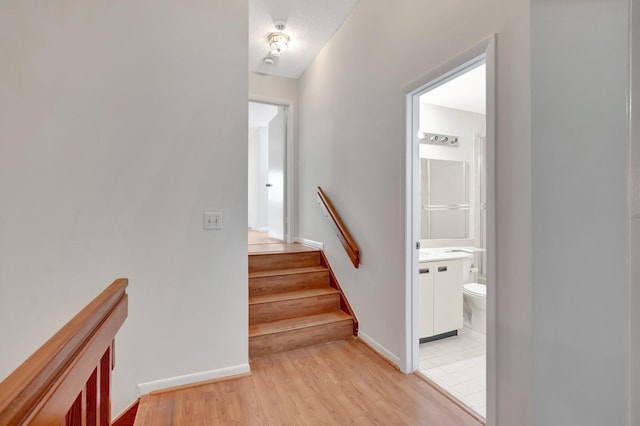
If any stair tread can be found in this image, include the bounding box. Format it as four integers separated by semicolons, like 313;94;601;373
133;395;151;426
249;311;352;338
249;265;329;279
249;247;321;256
249;287;340;305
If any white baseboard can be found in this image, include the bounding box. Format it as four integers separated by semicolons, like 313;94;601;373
136;363;250;395
294;237;324;250
249;226;269;232
358;331;401;367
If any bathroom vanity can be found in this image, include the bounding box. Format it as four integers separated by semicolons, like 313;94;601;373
419;250;471;342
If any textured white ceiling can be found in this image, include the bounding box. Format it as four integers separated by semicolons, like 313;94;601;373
421;65;486;115
249;0;359;79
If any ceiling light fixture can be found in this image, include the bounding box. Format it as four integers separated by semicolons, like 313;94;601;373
263;20;290;66
420;132;460;146
268;31;290;53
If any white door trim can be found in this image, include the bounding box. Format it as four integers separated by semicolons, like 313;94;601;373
248;98;294;242
402;35;497;423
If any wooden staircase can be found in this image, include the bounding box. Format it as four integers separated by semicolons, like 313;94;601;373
248;247;357;358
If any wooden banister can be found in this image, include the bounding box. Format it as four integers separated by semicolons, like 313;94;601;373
316;186;360;268
0;278;129;425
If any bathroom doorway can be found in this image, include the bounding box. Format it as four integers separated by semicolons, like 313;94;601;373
404;38;496;422
248;101;288;244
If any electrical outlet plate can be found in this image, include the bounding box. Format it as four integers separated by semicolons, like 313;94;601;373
204;212;222;230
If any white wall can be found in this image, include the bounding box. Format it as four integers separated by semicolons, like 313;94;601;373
296;0;531;424
249;73;298;239
531;1;630;425
419;105;485;163
249;73;298;104
0;0;248;415
631;2;640;424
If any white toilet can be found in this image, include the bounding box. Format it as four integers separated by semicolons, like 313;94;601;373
463;283;486;334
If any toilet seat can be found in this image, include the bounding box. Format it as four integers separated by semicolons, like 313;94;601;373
463;283;486;297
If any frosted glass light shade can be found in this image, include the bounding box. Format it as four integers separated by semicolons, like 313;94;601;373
268;32;290;52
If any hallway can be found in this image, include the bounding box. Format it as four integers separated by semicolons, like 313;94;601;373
248;229;314;254
135;339;482;425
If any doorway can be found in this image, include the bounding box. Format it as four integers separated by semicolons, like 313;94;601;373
405;38;496;423
248;101;288;244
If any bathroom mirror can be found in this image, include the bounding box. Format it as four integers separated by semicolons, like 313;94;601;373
421;158;469;239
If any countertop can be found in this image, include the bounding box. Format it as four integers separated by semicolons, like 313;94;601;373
419;248;478;263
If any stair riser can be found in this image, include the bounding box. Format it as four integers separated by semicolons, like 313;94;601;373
249;271;330;296
249;320;353;358
249;252;322;272
250;294;340;325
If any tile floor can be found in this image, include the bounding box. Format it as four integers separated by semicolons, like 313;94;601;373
419;326;486;418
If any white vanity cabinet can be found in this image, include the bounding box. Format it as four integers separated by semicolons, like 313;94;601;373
419;259;464;339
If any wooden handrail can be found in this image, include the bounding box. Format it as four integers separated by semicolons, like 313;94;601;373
316;186;360;268
0;278;129;425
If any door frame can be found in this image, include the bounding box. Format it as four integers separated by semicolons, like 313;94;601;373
248;98;293;242
403;35;497;422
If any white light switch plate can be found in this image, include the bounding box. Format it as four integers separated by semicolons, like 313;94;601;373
204;212;222;230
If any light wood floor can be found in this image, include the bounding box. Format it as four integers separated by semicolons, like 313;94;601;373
248;229;282;245
248;229;316;254
135;339;482;425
